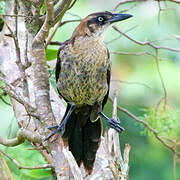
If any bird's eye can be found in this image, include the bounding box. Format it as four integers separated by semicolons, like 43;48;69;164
97;16;104;22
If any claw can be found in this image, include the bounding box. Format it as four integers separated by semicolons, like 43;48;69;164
45;105;76;142
107;118;125;132
44;124;66;142
98;112;124;133
46;125;59;130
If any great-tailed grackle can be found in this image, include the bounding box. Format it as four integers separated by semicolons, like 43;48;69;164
45;11;132;174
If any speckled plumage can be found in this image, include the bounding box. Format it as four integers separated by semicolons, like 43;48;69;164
56;35;110;106
50;11;132;174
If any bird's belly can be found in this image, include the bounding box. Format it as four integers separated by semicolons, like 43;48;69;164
57;63;108;105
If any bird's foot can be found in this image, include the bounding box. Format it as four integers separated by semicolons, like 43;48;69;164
98;112;124;132
44;105;76;142
47;125;59;130
44;123;66;142
106;118;124;132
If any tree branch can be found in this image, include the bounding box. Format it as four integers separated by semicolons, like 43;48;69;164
53;0;73;25
0;129;43;147
45;19;81;47
0;149;52;169
108;99;180;157
112;26;180;52
113;0;140;12
102;89;131;179
33;0;54;43
0;76;36;113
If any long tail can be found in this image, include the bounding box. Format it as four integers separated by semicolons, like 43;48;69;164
62;104;102;174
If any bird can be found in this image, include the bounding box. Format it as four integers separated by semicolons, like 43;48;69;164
45;11;132;174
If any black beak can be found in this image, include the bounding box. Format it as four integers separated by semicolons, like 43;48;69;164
107;13;133;24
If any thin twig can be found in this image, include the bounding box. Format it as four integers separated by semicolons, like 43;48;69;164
112;26;180;52
0;75;37;118
0;14;28;18
53;0;73;25
108;100;180;157
113;0;139;12
154;49;167;105
45;19;80;47
33;0;54;43
0;149;52;169
49;41;64;46
45;21;62;48
111;79;153;90
68;0;77;10
111;50;156;59
106;25;138;45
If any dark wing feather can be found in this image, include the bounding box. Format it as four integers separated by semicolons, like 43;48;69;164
55;46;70;102
102;49;111;109
55;47;62;82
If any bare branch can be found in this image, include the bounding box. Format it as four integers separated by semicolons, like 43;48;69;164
119;4;138;13
154;50;168;105
33;0;54;43
49;41;64;46
45;21;62;48
53;0;73;25
0;149;52;169
62;147;83;180
0;14;27;18
45;19;80;47
109;101;180;157
111;50;156;58
104;89;131;179
112;26;180;52
0;74;37;111
0;129;43;147
106;25;138;45
68;0;77;10
4;22;21;64
111;79;153;90
0;76;36;112
113;0;140;12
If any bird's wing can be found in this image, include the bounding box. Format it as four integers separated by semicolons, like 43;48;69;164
55;45;70;102
55;47;62;82
102;49;111;109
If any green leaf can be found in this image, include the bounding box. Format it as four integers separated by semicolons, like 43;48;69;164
41;3;46;15
25;169;52;178
46;49;58;61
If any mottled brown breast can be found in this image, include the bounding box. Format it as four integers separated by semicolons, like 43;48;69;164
56;36;110;106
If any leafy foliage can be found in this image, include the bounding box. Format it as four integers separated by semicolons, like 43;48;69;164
3;142;52;180
141;100;180;140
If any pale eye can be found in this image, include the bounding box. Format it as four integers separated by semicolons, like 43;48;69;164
98;16;104;22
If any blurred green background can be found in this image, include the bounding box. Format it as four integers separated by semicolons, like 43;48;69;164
1;0;180;179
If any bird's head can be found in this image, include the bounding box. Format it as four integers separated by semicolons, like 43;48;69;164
72;11;132;39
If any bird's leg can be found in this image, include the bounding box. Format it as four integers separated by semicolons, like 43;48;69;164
46;125;59;130
44;105;76;141
98;112;125;132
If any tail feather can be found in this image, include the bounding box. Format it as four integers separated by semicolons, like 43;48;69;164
82;118;101;174
69;117;83;166
62;105;102;174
